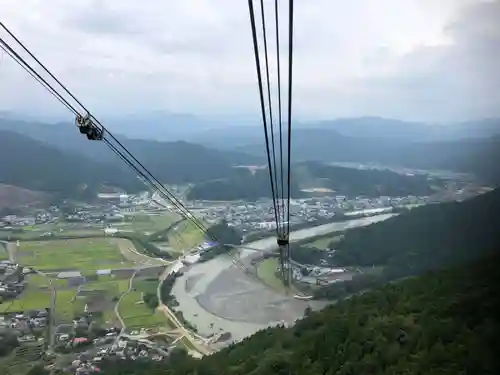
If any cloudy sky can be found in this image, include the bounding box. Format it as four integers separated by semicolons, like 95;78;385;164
1;0;499;123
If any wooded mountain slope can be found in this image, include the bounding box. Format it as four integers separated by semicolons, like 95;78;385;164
0;130;142;199
89;251;500;375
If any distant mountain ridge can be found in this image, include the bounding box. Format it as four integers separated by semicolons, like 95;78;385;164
0;130;143;200
304;116;500;141
0;118;263;186
2;116;499;203
232;129;500;185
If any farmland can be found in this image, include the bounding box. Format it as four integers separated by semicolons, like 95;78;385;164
0;288;75;319
0;213;182;336
306;234;344;250
167;220;205;252
256;258;286;292
118;291;167;330
15;238;133;272
117;277;171;331
0;243;8;260
0;273;170;331
114;213;180;234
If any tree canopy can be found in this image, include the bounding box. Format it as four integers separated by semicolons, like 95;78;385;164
96;251;500;375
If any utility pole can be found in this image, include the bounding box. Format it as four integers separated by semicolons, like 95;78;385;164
48;278;56;350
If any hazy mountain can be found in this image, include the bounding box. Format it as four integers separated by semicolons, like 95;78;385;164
2;116;499;186
233;129;500;185
0;118;266;206
0;117;263;184
184;116;500;149
187;161;442;201
304;117;500;141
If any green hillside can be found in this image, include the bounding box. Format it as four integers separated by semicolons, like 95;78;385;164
84;251;500;375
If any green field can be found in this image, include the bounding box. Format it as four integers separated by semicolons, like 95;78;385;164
167;220;205;252
116;277;170;330
134;278;159;294
0;271;167;331
307;235;343;250
119;213;180;233
83;278;130;295
119;291;168;330
118;291;168;330
9;222;104;238
0;244;8;260
25;274;67;288
0;289;76;319
257;258;286;292
16;238;133;271
0;272;131;322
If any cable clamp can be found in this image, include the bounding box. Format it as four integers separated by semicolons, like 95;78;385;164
277;235;289;247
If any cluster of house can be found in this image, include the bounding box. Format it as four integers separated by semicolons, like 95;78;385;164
49;335;167;375
0;309;48;344
0;208;58;228
104;337;166;362
45;354;103;375
55;324;120;350
0;261;30;299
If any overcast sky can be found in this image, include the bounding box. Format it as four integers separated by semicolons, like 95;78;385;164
1;0;499;123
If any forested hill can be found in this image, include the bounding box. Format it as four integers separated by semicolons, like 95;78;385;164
0;118;263;185
186;168;304;201
331;188;500;278
187;162;441;201
297;161;440;197
236;130;500;185
64;251;500;375
0;130;143;199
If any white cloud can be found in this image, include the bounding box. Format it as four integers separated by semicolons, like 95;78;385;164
0;0;498;122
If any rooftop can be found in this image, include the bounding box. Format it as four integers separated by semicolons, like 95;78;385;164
57;271;83;279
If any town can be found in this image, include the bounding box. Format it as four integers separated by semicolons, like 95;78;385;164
0;176;489;374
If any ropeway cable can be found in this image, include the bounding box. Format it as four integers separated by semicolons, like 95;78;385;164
247;0;295;289
284;0;295;287
1;23;269;284
0;23;213;243
247;0;282;239
258;0;282;238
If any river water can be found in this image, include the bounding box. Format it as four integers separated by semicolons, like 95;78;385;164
170;213;395;346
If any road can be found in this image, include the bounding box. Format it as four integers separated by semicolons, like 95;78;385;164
0;240;17;262
115;270;138;340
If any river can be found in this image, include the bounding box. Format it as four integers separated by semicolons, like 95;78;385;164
170;213;395;347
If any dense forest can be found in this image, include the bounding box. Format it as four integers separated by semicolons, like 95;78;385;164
238;128;500;185
53;250;500;375
0;118;262;187
187;168;303;201
187;162;441;201
332;188;499;271
311;189;500;299
200;220;243;261
0;130;143;199
298;162;441;197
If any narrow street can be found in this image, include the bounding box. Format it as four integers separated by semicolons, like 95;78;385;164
115;270;138;341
